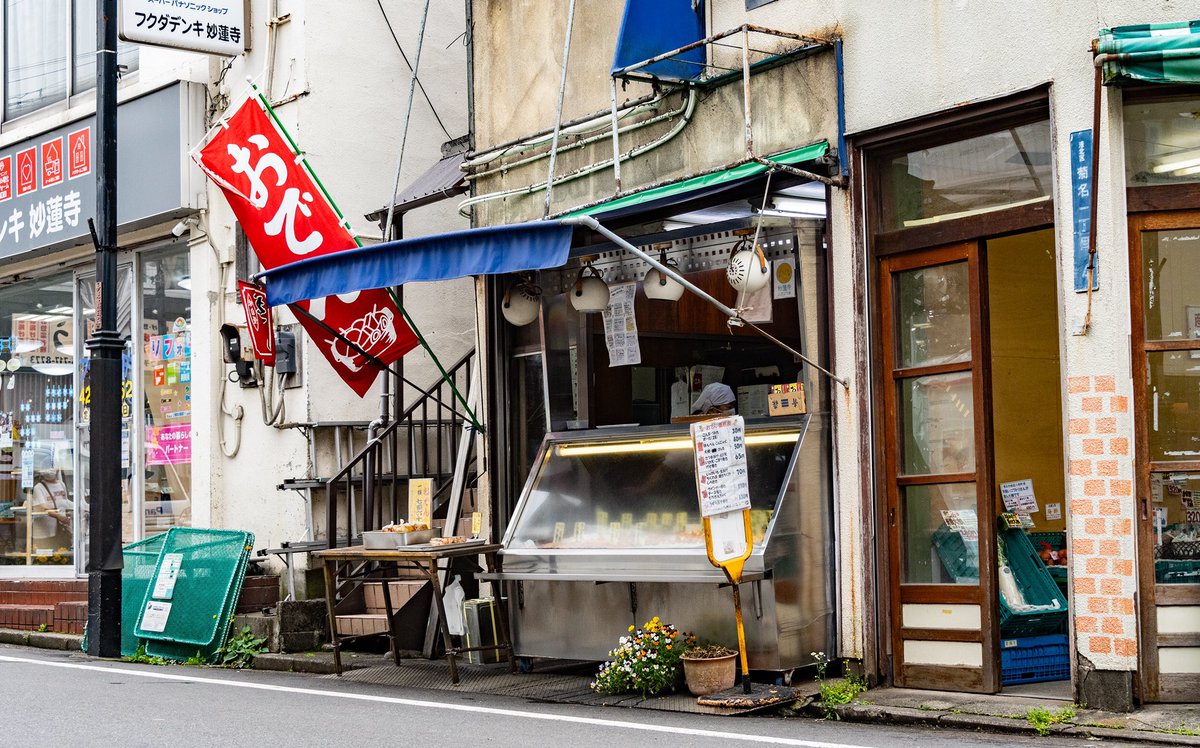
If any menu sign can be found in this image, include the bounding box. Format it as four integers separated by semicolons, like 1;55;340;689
690;415;750;518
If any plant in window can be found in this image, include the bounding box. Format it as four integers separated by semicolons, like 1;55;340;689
590;616;695;697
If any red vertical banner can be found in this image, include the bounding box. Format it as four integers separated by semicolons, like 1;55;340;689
194;96;417;396
237;280;276;366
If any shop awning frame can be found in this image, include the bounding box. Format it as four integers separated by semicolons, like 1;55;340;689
255;215;848;389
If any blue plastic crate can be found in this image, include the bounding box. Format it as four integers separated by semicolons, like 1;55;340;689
1000;633;1070;685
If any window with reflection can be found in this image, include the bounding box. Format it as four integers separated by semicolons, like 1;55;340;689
879;121;1052;229
0;273;79;566
1125;96;1200;187
140;245;192;535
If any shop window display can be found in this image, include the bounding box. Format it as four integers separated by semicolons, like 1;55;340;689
139;246;192;535
0;273;82;565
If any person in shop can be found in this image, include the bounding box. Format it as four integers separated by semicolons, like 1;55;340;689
691;382;737;416
29;469;73;549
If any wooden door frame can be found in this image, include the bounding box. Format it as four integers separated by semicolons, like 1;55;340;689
878;241;1000;693
1127;208;1200;702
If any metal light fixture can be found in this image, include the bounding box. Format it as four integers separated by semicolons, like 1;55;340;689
643;243;684;301
570;260;610;312
726;227;770;293
501;275;542;327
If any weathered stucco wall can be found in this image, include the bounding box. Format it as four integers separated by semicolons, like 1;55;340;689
469;0;1189;679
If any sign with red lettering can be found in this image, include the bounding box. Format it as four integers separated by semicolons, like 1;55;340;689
237;280;275;366
15;147;36;196
195;96;417;396
0;156;11;201
68;128;90;179
41;138;63;188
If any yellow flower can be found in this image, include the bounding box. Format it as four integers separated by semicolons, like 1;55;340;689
628;625;634;632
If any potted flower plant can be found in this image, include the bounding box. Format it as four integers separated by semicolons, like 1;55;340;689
590;616;695;697
680;643;738;696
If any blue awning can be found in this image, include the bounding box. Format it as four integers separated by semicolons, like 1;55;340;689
611;0;706;80
258;221;573;307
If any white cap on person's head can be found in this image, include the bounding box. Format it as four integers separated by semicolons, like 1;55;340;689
692;383;736;414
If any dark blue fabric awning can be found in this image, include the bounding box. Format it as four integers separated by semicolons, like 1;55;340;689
258;221;574;307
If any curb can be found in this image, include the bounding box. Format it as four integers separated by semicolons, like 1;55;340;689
0;628;82;651
252;652;342;675
807;699;1200;746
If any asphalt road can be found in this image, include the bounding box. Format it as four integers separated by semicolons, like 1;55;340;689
0;644;1141;747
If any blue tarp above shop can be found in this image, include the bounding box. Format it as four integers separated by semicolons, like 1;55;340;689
611;0;706;80
258;221;574;307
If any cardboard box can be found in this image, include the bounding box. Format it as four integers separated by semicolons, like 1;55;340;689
768;382;807;416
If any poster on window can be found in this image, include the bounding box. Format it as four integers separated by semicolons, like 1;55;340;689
601;282;641;367
146;424;192;466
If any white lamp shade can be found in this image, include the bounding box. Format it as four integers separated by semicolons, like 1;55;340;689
571;275;610;312
643;267;684;301
727;248;770;292
501;283;541;326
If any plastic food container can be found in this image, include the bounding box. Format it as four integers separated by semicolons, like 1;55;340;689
363;529;435;549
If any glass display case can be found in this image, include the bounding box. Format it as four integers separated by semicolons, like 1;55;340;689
494;415;834;673
501;421;801;580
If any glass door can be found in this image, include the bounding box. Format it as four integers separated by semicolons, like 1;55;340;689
880;242;999;693
1131;211;1200;702
75;265;134;571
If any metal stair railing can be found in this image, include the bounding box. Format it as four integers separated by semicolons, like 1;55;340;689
325;349;478;549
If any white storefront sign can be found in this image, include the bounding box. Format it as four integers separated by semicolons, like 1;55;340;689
120;0;250;56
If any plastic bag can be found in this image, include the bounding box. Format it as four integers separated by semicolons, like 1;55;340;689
443;576;466;636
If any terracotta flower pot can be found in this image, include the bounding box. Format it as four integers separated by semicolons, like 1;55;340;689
681;652;737;696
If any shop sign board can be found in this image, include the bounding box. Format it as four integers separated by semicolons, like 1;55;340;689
408;478;433;527
767;382;806;416
0;85;188;262
120;0;250;57
1070;129;1096;292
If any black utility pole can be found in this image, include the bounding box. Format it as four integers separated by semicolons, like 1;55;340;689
86;0;123;657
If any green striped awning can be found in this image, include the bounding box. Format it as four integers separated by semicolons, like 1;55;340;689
1098;21;1200;85
566;141;829;219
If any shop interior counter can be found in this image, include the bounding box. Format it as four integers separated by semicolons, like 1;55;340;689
493;416;834;673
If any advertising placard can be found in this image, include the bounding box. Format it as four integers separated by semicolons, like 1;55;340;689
690;415;750;517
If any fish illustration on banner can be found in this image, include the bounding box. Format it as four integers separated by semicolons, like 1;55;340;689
193;94;417;396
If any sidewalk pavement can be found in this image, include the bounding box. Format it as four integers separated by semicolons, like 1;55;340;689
6;628;1200;743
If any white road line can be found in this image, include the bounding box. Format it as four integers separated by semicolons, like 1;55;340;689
0;653;871;748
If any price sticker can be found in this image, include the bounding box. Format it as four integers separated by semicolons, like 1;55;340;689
620;512;634;529
573;521;586;541
676;511;689;532
553;522;566;545
596;510;609;527
471;512;482;538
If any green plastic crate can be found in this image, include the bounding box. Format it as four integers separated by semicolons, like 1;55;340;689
134;528;253;662
998;529;1068;637
932;525;1068;637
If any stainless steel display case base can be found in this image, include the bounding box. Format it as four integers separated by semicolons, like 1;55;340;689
503;577;832;672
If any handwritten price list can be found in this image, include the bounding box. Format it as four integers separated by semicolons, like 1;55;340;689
690;415;751;518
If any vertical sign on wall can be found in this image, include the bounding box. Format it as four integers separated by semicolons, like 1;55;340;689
1070;129;1096;292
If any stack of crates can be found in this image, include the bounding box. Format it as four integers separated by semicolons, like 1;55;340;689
133;528;255;663
933;524;1071;685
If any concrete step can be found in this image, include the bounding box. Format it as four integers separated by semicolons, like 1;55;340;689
335;614;389;637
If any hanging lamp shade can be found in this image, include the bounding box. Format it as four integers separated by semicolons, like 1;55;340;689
571;263;610;312
726;230;770;293
644;246;684;301
501;278;541;326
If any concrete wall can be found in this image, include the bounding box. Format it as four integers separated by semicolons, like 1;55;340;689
193;0;473;558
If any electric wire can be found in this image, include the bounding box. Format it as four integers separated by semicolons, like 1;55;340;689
376;0;452;141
